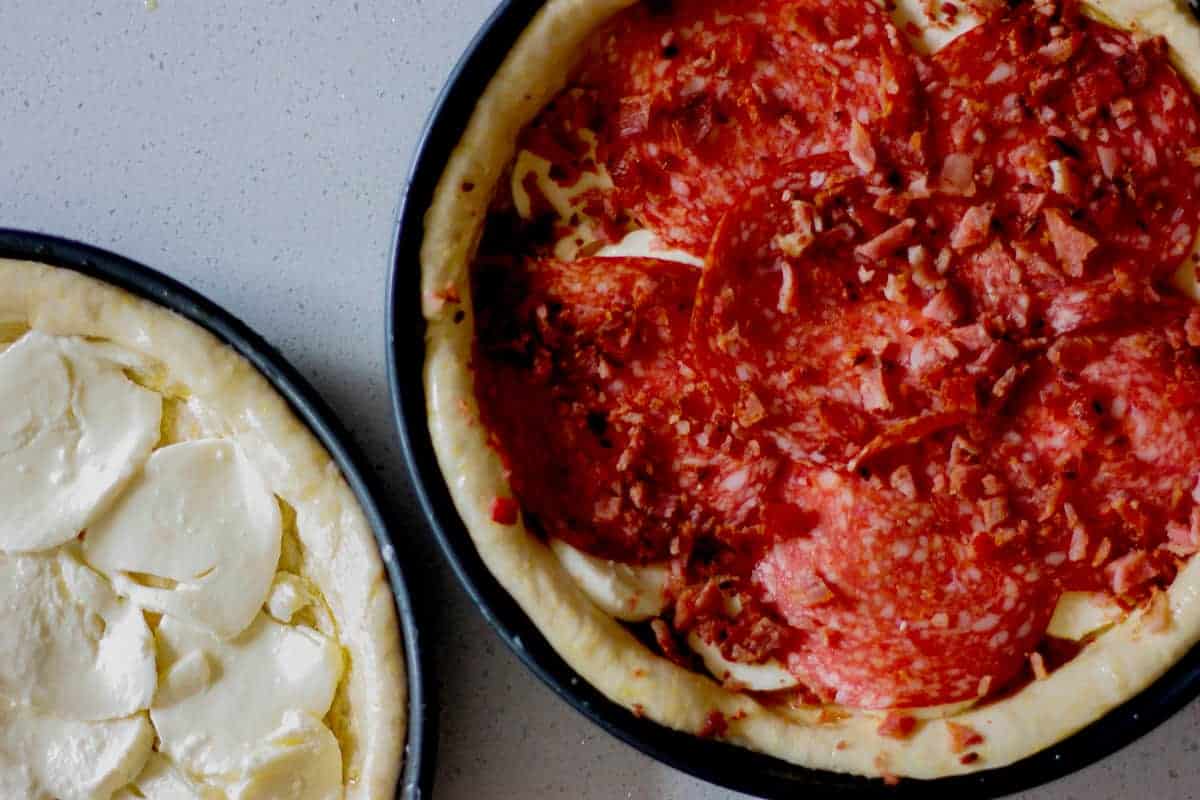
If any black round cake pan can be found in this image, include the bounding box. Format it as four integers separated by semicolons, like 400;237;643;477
386;1;1200;797
0;228;434;800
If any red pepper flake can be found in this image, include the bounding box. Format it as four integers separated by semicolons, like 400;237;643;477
490;496;520;525
836;739;850;751
877;712;918;740
945;721;985;754
632;703;646;718
960;752;980;765
697;710;728;739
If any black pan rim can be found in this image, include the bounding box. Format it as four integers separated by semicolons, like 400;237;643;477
385;2;1200;797
0;228;434;800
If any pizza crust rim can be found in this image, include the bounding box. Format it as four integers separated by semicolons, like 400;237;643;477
0;257;406;799
420;0;1200;780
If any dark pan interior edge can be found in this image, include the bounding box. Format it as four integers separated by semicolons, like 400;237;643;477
385;2;1200;798
0;228;434;800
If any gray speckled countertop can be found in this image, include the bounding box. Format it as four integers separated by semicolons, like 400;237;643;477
2;1;1198;797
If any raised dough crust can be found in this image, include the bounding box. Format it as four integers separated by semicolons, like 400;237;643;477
422;0;1200;780
0;258;405;799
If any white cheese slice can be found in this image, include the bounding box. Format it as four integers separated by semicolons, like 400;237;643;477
0;702;153;800
889;0;994;55
151;614;343;778
83;439;282;638
0;550;156;721
0;331;161;553
549;538;669;621
113;753;222;800
686;631;801;692
594;228;705;268
226;711;342;800
1047;591;1125;640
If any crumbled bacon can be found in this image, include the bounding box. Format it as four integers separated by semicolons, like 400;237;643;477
849;120;877;173
940;153;977;196
1043;208;1098;277
945;721;985;754
490;497;520;525
877;712;917;740
950;204;995;251
1106;550;1159;596
855;219;917;261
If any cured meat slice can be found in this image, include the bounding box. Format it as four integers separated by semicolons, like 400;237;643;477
926;0;1200;330
691;157;1005;467
564;0;926;250
992;317;1200;594
474;255;775;562
755;464;1052;707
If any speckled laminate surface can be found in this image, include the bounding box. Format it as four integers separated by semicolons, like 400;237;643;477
1;1;1198;798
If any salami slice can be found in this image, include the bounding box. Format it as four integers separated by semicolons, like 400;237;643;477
927;0;1200;331
691;156;1005;467
566;0;926;250
991;315;1200;594
754;463;1051;707
474;255;775;562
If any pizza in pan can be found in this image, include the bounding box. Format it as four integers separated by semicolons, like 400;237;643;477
423;0;1200;779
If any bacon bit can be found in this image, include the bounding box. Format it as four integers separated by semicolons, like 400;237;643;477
490;496;520;525
855;219;917;261
981;496;1009;530
674;578;727;632
890;465;918;499
697;710;728;739
777;262;798;313
922;287;964;325
1038;34;1081;64
818;707;851;724
736;388;767;428
1106;550;1159;596
849;120;877;173
1097;146;1121;180
945;721;985;754
877;712;917;740
991;363;1028;402
1043;208;1099;278
1030;651;1049;681
951;204;995;251
1140;588;1172;635
861;367;893;413
1049;159;1083;202
951;323;992;351
1092;537;1113;568
940;153;976;196
1015;192;1048;220
632;703;646;718
851;411;970;472
1166;507;1200;556
775;200;816;257
960;752;981;765
1068;525;1090;562
789;568;835;608
836;739;850;751
1186;308;1200;348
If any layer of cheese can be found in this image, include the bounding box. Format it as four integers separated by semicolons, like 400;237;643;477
0;549;156;721
0;703;153;800
549;538;669;621
0;331;160;553
113;753;222;800
83;439;282;639
151;613;343;779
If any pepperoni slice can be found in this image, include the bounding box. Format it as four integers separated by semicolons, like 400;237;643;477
927;0;1200;331
755;463;1052;707
991;315;1200;594
569;0;926;250
691;156;1005;467
474;255;775;562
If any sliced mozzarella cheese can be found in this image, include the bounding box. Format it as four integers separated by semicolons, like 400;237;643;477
0;331;161;553
686;631;800;692
151;614;343;778
549;538;669;621
511;129;615;261
226;711;342;800
889;0;995;55
1047;591;1125;640
594;229;705;268
0;702;153;800
265;572;314;624
83;439;282;638
0;550;156;721
113;753;223;800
